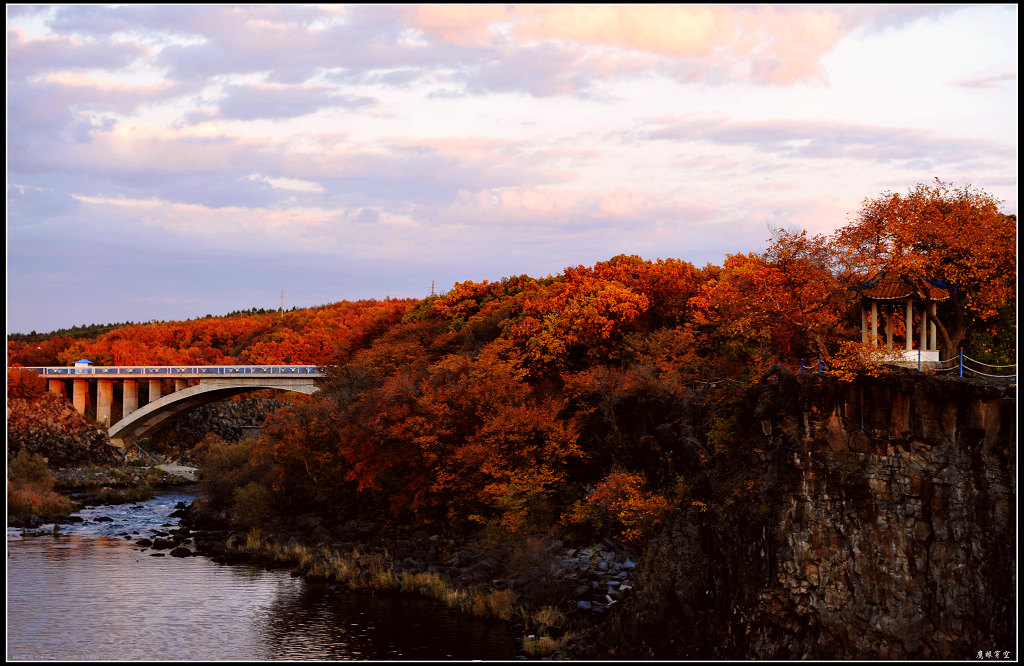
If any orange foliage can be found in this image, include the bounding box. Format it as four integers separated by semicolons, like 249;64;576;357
563;469;672;545
836;179;1016;356
6;336;77;367
12;300;414;369
11;202;1012;538
504;272;650;371
7;368;48;401
692;228;851;367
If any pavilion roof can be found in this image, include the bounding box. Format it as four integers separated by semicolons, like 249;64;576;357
858;271;950;301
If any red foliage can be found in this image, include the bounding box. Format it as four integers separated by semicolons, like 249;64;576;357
7;368;48;401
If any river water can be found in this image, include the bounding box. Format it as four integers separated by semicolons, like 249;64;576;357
6;489;521;661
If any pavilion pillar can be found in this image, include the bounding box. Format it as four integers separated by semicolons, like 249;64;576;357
149;379;162;402
885;305;893;350
861;305;867;343
73;380;88;416
905;300;913;350
48;380;67;397
929;303;938;352
123;380;138;417
870;302;878;346
919;306;927;352
97;379;113;427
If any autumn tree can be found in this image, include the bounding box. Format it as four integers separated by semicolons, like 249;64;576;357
691;231;850;372
835;179;1016;358
7;367;48;401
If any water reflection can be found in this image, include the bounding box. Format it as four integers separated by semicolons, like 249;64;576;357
7;493;519;661
260;582;520;660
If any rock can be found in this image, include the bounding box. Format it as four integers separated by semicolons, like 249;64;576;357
169;546;192;558
135;538;153;547
565;373;1015;661
6;394;120;468
8;515;42;529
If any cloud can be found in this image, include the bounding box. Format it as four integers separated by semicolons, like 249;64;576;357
403;5;513;46
6;184;81;221
6;26;147;78
643;117;1016;167
954;71;1017;89
404;5;939;87
216;83;376;120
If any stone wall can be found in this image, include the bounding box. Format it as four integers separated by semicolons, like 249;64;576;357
566;371;1015;660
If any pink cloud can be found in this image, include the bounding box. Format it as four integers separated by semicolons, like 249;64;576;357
954;71;1017;89
403;5;864;86
7;26;147;78
403;5;512;46
440;186;720;228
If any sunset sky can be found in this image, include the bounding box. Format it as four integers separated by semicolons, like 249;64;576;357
6;4;1018;335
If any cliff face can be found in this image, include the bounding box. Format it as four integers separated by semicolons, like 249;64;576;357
7;393;120;467
573;372;1015;660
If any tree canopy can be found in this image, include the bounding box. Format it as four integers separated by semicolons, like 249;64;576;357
835;178;1016;357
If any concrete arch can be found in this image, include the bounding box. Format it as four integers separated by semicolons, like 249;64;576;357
109;378;319;445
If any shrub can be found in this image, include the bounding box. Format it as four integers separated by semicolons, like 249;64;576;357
230;481;275;531
6;368;47;401
563;469;671;545
824;340;898;382
7;449;72;519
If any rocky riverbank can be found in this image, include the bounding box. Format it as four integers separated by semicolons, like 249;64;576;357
8;465;200;530
172;501;641;656
53;465;195;491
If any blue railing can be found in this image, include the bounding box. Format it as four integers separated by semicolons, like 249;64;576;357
694;349;1016;389
799;357;822;374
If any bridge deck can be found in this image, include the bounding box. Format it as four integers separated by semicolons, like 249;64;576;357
18;365;325;379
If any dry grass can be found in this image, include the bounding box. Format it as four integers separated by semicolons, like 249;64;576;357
7;450;73;519
522;634;573;657
233;529;591;654
7;481;72;518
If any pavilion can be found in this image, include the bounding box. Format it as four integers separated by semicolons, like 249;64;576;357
857;271;950;365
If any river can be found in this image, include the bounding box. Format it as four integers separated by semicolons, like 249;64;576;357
6;489;521;661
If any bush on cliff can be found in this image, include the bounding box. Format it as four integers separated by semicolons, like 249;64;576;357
562;469;672;545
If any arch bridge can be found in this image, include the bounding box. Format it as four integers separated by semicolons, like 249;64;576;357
18;362;324;448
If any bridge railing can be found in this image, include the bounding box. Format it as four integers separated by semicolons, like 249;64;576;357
16;365;323;376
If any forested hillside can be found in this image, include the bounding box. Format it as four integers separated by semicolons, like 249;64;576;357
6;180;1016;542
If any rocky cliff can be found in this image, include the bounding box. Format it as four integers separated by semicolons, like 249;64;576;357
565;371;1015;660
148;396;283;452
6;393;120;467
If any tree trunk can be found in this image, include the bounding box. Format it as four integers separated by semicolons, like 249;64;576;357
929;292;967;360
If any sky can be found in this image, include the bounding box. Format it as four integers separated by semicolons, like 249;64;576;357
6;4;1018;335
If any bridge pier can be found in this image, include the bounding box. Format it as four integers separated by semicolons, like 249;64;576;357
149;379;163;401
174;379;188;392
123;379;139;417
48;379;66;397
97;379;113;427
73;379;89;416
